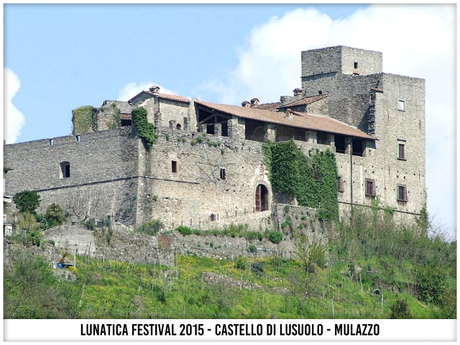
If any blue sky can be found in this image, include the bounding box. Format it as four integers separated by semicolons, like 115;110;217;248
3;4;456;238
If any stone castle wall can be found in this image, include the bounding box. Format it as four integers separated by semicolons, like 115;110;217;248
4;127;140;225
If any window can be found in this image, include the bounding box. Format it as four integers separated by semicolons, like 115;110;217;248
337;176;344;193
317;131;328;145
49;139;54;146
397;184;408;202
121;119;131;127
398;99;405;111
354;61;359;69
171;161;177;173
220;168;226;180
210;213;216;221
76;135;81;143
352;138;363;156
398;143;406;160
176;123;182;130
60;161;70;179
365;179;376;197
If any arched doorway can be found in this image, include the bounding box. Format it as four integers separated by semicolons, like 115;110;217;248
255;184;269;212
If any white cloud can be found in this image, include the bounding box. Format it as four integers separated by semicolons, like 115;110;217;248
117;82;175;101
4;68;26;144
204;4;456;235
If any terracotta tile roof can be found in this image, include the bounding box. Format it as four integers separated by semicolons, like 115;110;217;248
128;91;190;104
279;94;328;108
194;100;374;140
120;113;131;120
154;92;190;104
257;102;281;111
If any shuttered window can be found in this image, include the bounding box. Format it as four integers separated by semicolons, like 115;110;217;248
365;179;376;197
397;184;408;202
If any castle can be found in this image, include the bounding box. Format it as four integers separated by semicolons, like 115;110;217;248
4;46;426;231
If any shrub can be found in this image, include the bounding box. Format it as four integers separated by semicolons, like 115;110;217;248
13;190;40;213
17;211;40;231
268;231;283;244
177;226;193;236
135;219;164;236
390;298;411;319
235;257;247;270
152;285;166;304
416;267;447;305
45;203;65;228
248;244;257;253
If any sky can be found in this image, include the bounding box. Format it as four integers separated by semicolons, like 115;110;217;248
3;4;457;238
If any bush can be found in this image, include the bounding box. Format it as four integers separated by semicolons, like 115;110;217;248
135;219;164;236
45;203;65;228
248;244;257;253
177;226;193;236
268;231;283;244
416;267;447;305
390;298;411;319
235;257;247;270
13;190;40;213
17;212;40;231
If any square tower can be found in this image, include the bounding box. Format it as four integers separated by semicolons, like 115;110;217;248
301;45;382;78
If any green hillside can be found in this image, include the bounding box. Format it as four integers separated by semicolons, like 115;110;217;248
4;209;456;319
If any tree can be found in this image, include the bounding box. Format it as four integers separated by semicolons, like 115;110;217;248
45;203;66;227
13;190;40;213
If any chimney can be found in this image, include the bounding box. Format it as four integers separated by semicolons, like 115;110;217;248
293;88;302;96
250;98;260;107
149;85;160;93
241;101;250;107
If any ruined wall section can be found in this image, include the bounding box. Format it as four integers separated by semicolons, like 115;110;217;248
4;128;140;225
95;101;132;131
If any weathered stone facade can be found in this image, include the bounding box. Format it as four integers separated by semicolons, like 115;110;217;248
4;46;425;232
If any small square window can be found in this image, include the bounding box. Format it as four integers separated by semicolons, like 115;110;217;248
397;184;408;202
220;168;226;180
398;99;405;111
365;179;376;197
171;161;177;173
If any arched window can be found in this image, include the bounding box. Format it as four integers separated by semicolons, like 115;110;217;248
255;184;269;212
60;161;70;179
176;123;182;130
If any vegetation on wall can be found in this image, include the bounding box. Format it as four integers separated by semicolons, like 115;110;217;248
106;103;121;130
262;140;338;221
72;106;93;134
132;107;157;151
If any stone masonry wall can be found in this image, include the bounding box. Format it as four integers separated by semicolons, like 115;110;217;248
4;127;140;225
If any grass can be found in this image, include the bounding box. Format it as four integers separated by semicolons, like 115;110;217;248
4;209;456;319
